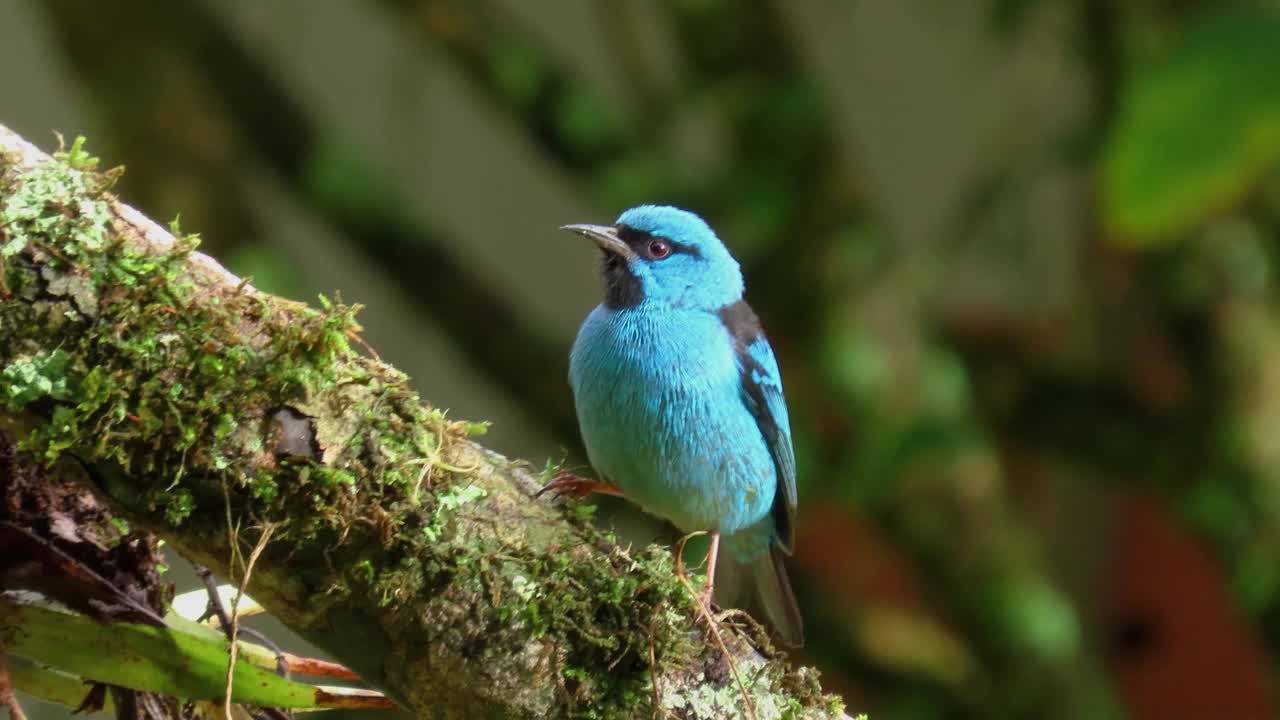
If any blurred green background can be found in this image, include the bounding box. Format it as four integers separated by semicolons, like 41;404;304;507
7;0;1280;717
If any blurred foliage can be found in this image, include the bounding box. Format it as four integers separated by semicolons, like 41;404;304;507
1102;5;1280;244
15;0;1280;718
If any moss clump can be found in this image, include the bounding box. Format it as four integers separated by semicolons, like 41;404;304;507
2;349;73;406
0;137;449;576
1;137;113;260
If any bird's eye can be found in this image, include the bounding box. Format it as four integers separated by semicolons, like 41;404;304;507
647;239;672;260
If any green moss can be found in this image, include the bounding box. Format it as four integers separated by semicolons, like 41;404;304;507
422;483;487;542
3;349;74;406
0;137;434;540
1;141;112;260
54;135;103;172
161;487;195;525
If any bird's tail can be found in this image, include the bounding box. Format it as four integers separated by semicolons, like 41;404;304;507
750;544;804;647
716;542;804;647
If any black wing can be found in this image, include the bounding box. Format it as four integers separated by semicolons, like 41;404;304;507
719;300;797;552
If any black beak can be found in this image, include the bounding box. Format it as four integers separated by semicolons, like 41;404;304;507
561;223;634;259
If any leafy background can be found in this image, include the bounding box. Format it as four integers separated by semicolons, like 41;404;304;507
6;0;1280;717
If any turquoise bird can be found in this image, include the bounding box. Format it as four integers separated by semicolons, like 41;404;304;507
543;204;803;646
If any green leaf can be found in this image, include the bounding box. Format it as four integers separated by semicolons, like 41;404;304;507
2;592;327;708
1100;7;1280;245
6;655;115;713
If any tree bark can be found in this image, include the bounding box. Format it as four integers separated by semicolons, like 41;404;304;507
0;125;848;719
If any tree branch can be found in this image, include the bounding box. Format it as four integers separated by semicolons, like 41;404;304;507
0;125;849;718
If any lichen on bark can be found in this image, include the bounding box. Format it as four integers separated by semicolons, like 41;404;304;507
0;125;848;719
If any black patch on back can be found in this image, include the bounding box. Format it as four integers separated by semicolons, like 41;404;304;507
718;299;795;552
603;252;643;309
719;298;763;349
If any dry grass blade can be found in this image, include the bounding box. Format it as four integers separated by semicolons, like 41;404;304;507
224;523;277;720
0;646;31;720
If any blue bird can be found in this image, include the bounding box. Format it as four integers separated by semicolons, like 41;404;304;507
544;204;803;646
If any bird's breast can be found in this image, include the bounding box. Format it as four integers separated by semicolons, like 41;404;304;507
568;306;775;535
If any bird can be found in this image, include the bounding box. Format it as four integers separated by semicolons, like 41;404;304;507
542;204;803;646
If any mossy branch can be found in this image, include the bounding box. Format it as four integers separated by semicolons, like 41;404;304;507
0;125;849;719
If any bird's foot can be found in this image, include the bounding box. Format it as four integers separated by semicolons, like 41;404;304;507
535;471;622;500
698;583;715;608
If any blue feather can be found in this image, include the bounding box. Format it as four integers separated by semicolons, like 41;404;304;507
562;205;804;646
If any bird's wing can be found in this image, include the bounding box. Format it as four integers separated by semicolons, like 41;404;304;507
719;300;797;553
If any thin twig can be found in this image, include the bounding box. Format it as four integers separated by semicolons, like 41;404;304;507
647;606;668;720
674;532;756;720
222;483;245;580
224;523;278;720
193;563;233;629
195;564;291;677
0;646;30;720
346;329;381;360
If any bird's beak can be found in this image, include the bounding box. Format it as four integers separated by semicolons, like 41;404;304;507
561;223;634;259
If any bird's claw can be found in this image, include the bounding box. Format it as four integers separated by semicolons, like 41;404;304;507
535;471;620;500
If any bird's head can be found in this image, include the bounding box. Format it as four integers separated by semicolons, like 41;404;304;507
563;205;744;311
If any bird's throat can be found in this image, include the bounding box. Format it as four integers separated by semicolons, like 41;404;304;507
602;253;643;309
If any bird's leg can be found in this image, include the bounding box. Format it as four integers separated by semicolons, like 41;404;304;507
698;531;720;607
535;470;623;500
